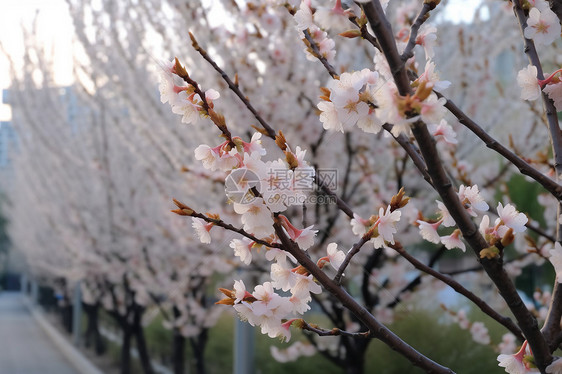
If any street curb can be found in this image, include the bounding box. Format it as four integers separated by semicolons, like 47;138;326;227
23;297;104;374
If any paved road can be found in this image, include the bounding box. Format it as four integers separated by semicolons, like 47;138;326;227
0;292;80;374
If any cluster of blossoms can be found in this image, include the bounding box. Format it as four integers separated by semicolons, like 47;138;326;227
215;237;346;341
294;0;344;64
159;55;354;341
523;0;561;46
159;59;221;125
516;0;562;110
445;308;491;345
497;341;562;374
270;341;316;362
495;243;562;373
416;183;531;259
416;185;488;252
301;1;452;139
194;135;317;239
517;64;562;111
350;188;409;249
316;63;451;137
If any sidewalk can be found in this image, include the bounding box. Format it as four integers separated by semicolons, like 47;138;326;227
0;291;79;374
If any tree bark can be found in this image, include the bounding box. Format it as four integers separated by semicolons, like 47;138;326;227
121;327;132;374
172;328;186;374
84;303;106;355
133;306;154;374
189;329;208;374
172;306;186;374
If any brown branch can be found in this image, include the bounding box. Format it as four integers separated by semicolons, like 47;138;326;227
361;1;410;96
173;57;234;143
401;2;432;62
272;217;455;374
334;236;371;285
189;32;277;140
171;200;280;248
513;1;562;354
390;242;524;340
349;15;381;51
438;92;562;201
411;119;551;371
363;0;551;370
300;320;371;338
383;123;433;186
303;29;339;79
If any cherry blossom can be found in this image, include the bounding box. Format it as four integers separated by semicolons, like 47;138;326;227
271;261;297;292
233;200;275;238
440;229;466;252
417;219;442;244
458;184;489;216
279;215;317;250
547;358;562;374
192;217;213;244
496;202;528;236
470;321;491;345
372;206;401;248
497;341;537;374
326;242;345;271
429;119;458;145
524;7;561;46
543;82;562;111
517;65;541;101
417;61;451;93
294;1;313;31
416;24;438;59
314;0;352;32
270;341;316;363
171;91;202;124
437;201;456;227
230;238;253;265
548;242;562;283
158;59;183;106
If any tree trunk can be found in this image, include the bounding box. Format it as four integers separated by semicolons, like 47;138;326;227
189;329;208;374
134;306;154;374
342;335;367;374
344;362;365;374
84;303;106;355
172;328;186;374
172;306;186;374
60;298;73;334
121;327;132;374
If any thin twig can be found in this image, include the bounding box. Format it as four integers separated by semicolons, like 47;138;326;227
334;236;371;285
401;2;432;62
189;33;276;139
439;92;562;200
390;242;524;340
301;320;371;338
303;29;339;79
